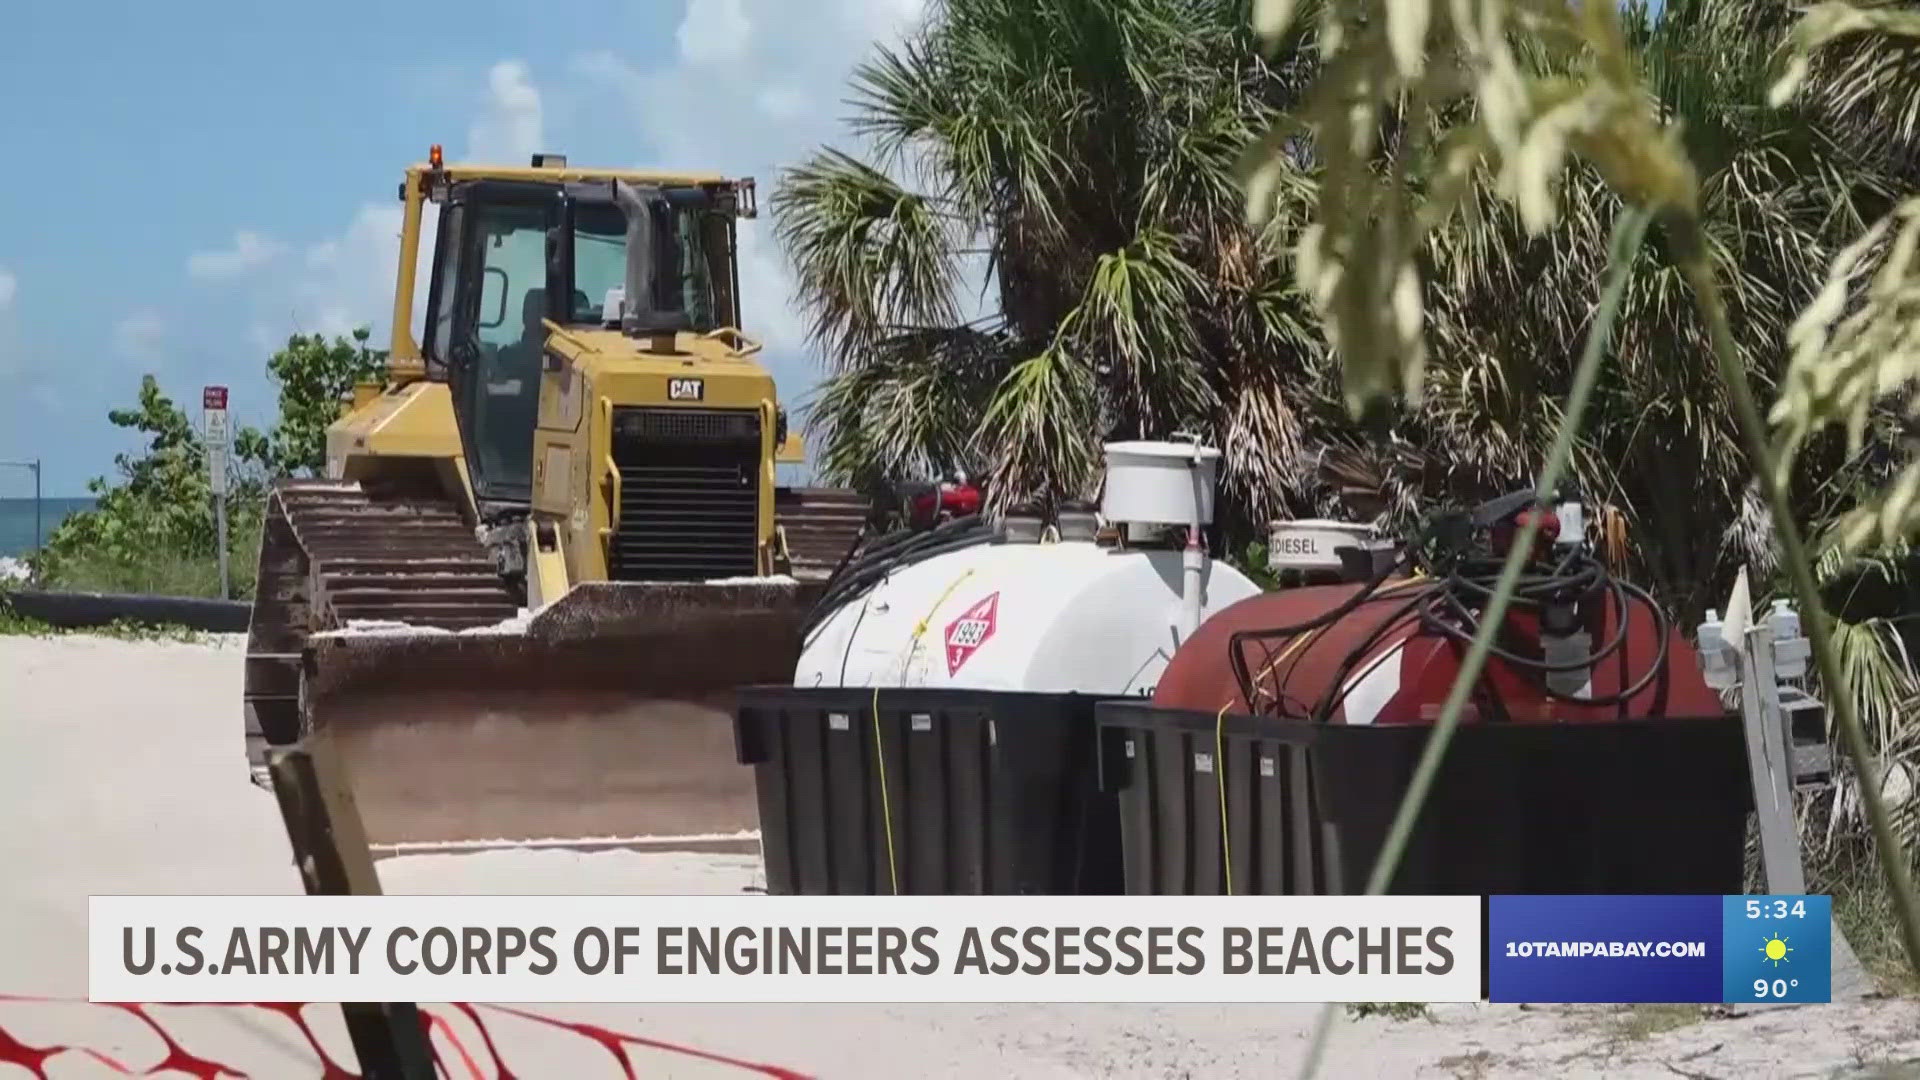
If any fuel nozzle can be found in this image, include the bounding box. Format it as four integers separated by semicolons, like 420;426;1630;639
1489;504;1560;563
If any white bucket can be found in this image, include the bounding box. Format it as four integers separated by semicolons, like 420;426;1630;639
1101;440;1221;527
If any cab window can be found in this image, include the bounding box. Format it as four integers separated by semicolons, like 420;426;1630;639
572;205;627;324
567;198;718;330
464;201;548;501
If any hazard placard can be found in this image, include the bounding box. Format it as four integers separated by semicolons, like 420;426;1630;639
944;592;1000;675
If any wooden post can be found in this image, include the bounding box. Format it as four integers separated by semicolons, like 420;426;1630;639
268;737;437;1079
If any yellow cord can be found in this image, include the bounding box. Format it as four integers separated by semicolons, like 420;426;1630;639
871;567;978;896
910;569;977;651
872;684;899;895
1214;574;1429;895
1214;701;1235;895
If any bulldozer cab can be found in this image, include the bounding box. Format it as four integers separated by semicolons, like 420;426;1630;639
417;169;745;509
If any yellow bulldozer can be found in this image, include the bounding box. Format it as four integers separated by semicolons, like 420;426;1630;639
242;147;869;851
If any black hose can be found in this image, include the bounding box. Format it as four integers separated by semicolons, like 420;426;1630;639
810;514;987;606
804;530;1000;642
1227;548;1413;706
834;512;986;579
1429;574;1633;674
800;521;1000;640
1244;586;1442;720
808;521;991;620
1307;590;1442;723
819;520;873;588
1424;574;1666;703
850;513;988;572
1310;603;1438;724
1226;490;1681;724
835;528;995;604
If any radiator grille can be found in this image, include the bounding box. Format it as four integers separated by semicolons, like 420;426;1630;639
613;408;759;443
609;407;762;581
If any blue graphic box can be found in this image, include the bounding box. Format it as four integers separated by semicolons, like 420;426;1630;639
1488;895;1831;1004
1490;895;1722;1003
1720;895;1831;1005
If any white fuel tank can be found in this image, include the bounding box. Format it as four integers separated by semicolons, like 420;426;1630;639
795;541;1262;694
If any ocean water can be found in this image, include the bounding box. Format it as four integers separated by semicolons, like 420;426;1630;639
0;497;95;557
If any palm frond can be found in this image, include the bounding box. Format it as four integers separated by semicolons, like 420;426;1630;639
1071;230;1217;435
976;337;1102;512
772;150;963;365
804;326;1016;488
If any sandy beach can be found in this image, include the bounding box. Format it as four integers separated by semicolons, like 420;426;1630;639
2;631;1915;1078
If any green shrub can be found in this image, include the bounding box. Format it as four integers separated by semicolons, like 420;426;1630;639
28;328;384;600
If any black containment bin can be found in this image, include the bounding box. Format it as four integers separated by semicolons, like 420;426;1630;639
734;686;1124;895
1095;702;1753;897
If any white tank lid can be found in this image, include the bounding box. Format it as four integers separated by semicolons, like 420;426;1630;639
1268;519;1381;573
1103;440;1225;461
1102;439;1221;527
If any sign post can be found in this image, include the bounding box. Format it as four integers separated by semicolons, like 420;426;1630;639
203;386;231;600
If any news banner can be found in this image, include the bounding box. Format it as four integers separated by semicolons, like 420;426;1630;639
88;894;1831;1005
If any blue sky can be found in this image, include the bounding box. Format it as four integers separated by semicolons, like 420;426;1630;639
0;0;927;494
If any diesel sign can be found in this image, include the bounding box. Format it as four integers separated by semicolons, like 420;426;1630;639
1267;520;1375;572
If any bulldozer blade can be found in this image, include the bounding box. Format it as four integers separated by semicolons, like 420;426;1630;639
298;579;827;851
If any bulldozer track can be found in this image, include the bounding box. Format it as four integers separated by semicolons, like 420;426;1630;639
272;479;517;629
776;487;870;580
242;478;518;782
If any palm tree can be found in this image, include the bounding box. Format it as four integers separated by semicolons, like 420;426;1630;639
779;0;1919;582
773;0;1328;531
1279;0;1915;619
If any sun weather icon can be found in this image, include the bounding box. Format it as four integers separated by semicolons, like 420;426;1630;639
1759;933;1792;967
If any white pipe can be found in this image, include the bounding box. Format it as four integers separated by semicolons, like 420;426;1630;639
1179;440;1206;641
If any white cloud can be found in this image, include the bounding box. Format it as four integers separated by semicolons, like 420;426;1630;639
187;231;288;281
466;60;545;164
185;4;964;403
182;200;437;359
286;202;439;342
187;55;510;350
677;0;754;66
575;0;942;375
841;0;928;26
0;268;15;310
753;86;808;120
114;310;166;361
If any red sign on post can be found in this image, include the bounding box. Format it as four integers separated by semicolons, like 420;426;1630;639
944;592;1001;675
203;386;229;410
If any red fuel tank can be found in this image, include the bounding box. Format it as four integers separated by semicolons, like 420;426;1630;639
1151;578;1725;724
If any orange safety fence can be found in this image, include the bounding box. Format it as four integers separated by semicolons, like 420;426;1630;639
0;995;811;1079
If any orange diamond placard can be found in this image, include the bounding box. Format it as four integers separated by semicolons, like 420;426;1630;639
944;592;1000;675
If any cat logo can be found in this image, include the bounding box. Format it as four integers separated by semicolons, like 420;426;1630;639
668;377;705;401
